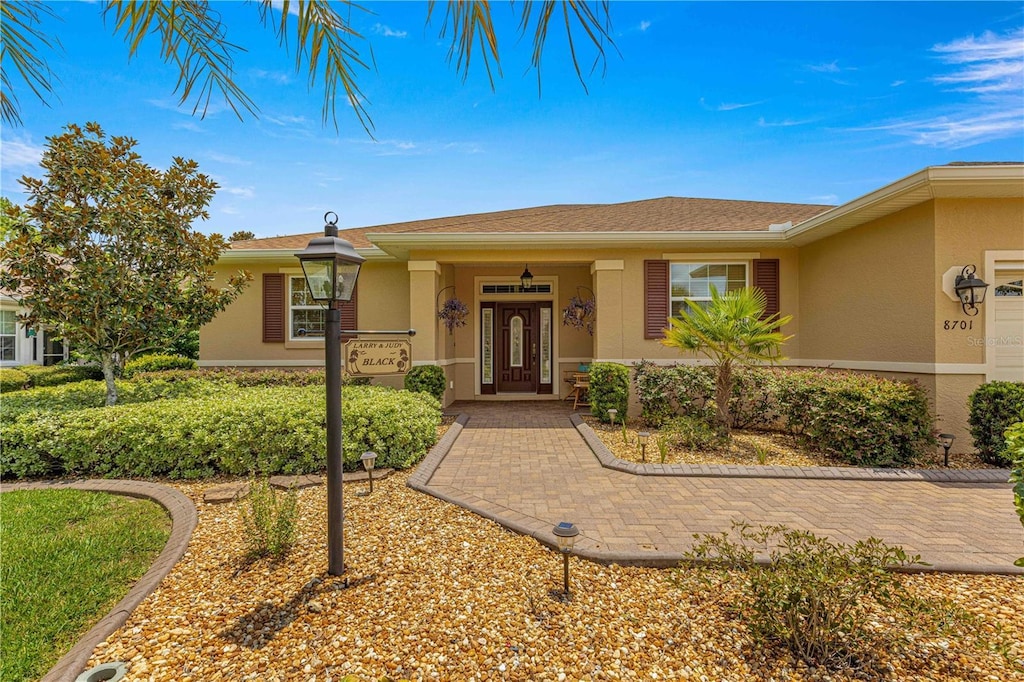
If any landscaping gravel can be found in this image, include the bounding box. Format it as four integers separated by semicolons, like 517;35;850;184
85;472;1023;681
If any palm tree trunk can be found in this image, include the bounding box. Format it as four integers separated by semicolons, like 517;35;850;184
715;360;733;438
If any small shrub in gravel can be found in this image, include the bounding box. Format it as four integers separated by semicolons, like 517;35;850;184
969;381;1024;466
1006;420;1024;567
660;415;724;450
588;362;629;423
677;522;926;671
404;365;446;401
123;353;197;377
239;478;299;559
0;368;29;392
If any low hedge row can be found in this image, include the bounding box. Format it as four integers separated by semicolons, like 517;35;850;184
633;362;934;467
968;381;1024;466
1;384;440;480
0;368;30;392
122;354;197;377
0;364;105;392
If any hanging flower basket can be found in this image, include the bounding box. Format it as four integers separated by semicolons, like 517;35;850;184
437;295;469;333
562;289;596;335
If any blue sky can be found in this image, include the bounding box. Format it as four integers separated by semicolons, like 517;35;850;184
2;1;1022;239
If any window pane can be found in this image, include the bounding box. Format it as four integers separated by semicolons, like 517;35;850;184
727;264;745;281
0;336;14;361
0;310;14;335
292;309;325;337
290;277;312;306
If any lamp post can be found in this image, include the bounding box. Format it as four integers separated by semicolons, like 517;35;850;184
938;433;955;467
360;450;378;494
552;521;580;599
296;211;365;576
607;408;618;427
638;431;651;463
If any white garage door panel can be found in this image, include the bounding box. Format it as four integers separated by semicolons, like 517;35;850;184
990;270;1023;381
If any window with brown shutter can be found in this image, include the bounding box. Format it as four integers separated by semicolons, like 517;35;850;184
752;258;780;319
338;286;358;342
263;273;286;342
644;260;669;339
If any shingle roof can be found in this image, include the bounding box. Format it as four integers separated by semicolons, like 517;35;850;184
229;196;833;250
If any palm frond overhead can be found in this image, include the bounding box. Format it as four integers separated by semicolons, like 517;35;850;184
1;1;62;126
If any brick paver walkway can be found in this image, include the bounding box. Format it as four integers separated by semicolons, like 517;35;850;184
415;401;1024;574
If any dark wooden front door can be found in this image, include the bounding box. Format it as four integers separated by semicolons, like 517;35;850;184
496;303;538;392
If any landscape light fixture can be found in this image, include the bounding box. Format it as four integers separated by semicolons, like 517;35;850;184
520;265;534;291
607;408;618;427
638;431;651;462
296;211;365;576
360;451;378;494
953;265;989;316
938;433;955;468
552;521;580;599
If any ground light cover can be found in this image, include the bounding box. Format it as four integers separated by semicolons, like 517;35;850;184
85;473;1023;681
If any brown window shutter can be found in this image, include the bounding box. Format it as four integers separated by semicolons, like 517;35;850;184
752;258;780;319
263;274;286;342
339;284;358;342
644;260;670;339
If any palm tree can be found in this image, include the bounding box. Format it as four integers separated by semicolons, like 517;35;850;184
661;286;793;437
1;1;615;130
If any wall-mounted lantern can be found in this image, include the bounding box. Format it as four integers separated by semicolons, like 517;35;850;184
520;265;534;291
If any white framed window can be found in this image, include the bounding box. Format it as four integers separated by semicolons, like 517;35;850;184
670;262;747;316
0;310;15;362
289;275;326;339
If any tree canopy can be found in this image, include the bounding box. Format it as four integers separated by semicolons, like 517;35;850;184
0;122;251;405
1;0;615;130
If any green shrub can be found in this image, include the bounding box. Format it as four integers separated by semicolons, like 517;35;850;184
676;522;924;670
633;360;678;427
968;381;1024;466
123;354;197;377
773;370;934;467
1;384;440;480
0;368;30;392
130;367;330;387
661;415;724;450
239;478;299;559
1006;421;1024;567
588;362;629;423
404;365;446;401
0;379;225;421
20;364;103;387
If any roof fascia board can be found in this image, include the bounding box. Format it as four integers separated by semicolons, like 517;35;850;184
219;246;394;263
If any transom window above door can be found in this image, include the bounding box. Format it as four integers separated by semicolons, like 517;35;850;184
670;263;747;315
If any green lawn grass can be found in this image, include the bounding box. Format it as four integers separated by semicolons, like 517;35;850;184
0;490;170;681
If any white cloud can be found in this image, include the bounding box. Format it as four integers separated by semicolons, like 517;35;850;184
699;97;764;112
890;80;906;87
372;23;407;38
251;69;292;85
807;194;838;204
757;116;816;128
808;61;841;73
853;108;1023;150
265;114;311;127
0;137;44;168
639;20;651;32
222;186;255;199
206;152;251;166
172;121;205;133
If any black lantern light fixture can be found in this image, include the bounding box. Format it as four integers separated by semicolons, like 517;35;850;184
938;433;955;468
295;211;366;576
638;431;651;463
552;521;580;599
954;265;989;316
360;450;378;495
520;265;534;291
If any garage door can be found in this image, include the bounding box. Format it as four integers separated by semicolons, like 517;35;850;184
990;269;1023;381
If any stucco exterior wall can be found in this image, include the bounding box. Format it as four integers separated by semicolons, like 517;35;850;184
798;202;936;364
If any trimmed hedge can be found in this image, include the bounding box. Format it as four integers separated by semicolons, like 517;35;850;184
773;370;934;468
123;354;197;377
633;362;935;467
1;384;440;480
18;364;104;387
588;362;630;423
968;381;1024;466
404;365;446;401
0;368;30;393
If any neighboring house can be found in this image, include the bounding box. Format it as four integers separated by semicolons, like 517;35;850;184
202;164;1024;449
0;292;68;368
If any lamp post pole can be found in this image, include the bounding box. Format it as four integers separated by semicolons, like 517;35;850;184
325;304;344;575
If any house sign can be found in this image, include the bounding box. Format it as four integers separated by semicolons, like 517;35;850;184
344;339;412;376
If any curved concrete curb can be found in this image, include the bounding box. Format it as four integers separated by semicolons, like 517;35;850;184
572;414;1011;484
407;414;469;490
0;480;197;682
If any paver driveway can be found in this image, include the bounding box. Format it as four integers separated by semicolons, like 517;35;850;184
415;401;1024;574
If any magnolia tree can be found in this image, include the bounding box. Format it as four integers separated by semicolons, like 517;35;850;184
661;286;793;437
0;122;251;405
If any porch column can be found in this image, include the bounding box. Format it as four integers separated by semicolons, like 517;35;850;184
408;260;440;363
591;260;624;361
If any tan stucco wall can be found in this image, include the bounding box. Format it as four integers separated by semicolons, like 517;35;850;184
798;202;936;364
933;198;1024;365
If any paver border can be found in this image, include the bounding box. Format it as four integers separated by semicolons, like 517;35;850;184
0;479;197;682
571;414;1011;483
